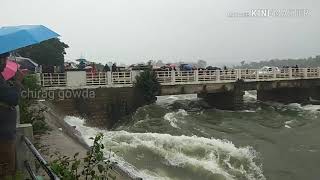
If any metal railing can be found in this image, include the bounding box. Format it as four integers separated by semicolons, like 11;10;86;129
307;68;319;78
156;71;171;83
86;72;108;85
220;70;238;81
174;71;195;83
39;68;320;88
22;135;60;180
276;69;290;79
239;69;258;80
198;70;219;82
40;73;66;87
112;71;132;85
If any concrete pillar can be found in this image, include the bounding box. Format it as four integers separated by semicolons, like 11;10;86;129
257;87;310;104
303;68;308;78
288;68;292;79
39;65;42;73
273;68;277;79
107;71;112;85
236;69;241;80
16;106;20;125
194;70;199;83
199;90;244;110
216;70;220;82
103;72;107;85
66;71;87;87
16;124;34;177
171;71;176;84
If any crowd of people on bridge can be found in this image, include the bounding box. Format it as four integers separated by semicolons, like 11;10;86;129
42;57;314;78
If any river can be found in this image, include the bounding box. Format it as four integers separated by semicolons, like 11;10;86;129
64;91;320;180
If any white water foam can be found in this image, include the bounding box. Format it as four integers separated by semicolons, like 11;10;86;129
301;104;320;112
285;120;295;127
287;103;303;109
241;110;256;113
156;94;198;105
64;116;162;179
284;125;292;129
264;102;320;113
244;91;257;102
163;109;188;128
285;103;320;114
64;116;265;180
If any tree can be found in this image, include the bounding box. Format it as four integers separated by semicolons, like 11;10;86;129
134;70;160;103
148;60;156;66
240;60;245;66
17;38;69;66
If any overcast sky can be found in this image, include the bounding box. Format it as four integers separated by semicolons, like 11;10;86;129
1;0;319;66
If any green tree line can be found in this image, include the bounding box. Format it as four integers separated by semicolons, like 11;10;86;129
17;38;69;66
235;55;320;69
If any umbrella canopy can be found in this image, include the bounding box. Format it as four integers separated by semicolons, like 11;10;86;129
14;56;38;72
168;64;176;68
1;60;20;80
183;64;193;70
0;25;60;54
84;66;92;69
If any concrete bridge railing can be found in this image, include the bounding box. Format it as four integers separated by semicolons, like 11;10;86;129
39;68;320;88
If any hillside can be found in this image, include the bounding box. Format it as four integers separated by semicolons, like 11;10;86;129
235;55;320;68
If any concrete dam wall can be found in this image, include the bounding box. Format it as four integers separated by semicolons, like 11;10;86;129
52;87;148;128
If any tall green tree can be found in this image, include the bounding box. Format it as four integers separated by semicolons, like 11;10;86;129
134;70;160;103
17;38;69;65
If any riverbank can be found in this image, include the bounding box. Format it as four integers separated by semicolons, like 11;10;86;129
34;101;87;159
34;110;87;162
35;101;139;180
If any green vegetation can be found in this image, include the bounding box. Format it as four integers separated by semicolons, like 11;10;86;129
134;70;160;103
50;133;117;180
3;171;24;180
17;38;69;65
20;75;49;134
235;55;320;68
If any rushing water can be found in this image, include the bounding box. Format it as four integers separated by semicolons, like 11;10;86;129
64;91;320;180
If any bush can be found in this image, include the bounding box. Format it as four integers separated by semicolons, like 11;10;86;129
134;70;160;103
50;133;117;180
22;75;41;91
20;75;49;134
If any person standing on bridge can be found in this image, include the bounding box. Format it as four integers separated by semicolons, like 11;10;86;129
103;63;110;72
0;52;24;177
112;63;117;72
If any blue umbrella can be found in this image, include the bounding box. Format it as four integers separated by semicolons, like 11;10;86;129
184;64;193;71
0;25;60;54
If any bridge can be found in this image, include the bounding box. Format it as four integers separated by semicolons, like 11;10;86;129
36;68;320;127
39;67;320;88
